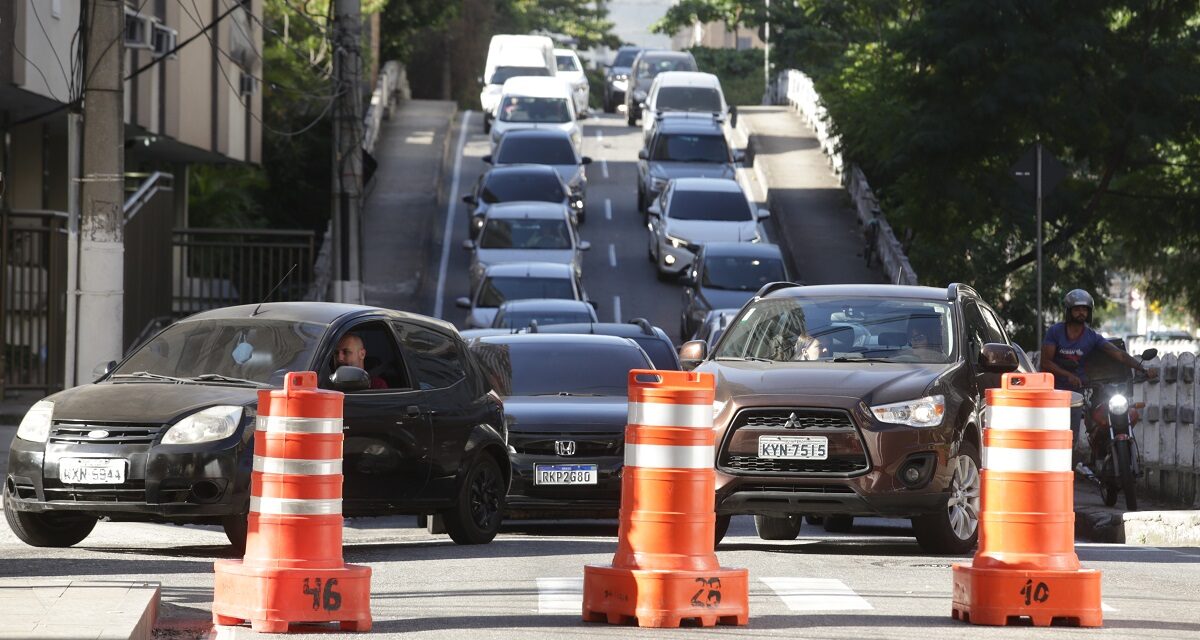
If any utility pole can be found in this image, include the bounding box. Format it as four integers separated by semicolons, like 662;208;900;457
330;0;364;303
75;0;125;381
762;0;771;105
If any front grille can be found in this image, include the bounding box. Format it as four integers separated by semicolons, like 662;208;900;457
510;432;622;457
49;421;164;445
737;483;856;494
724;456;868;474
43;480;147;503
734;408;855;431
719;406;870;476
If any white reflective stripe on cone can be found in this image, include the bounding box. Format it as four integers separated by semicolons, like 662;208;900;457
252;456;342;476
625;443;713;469
984;405;1070;431
627;402;712;429
982;446;1072;472
255;416;343;434
250;496;342;515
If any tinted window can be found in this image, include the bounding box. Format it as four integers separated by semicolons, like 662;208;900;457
702;255;785;291
668;189;753;221
477;276;575;307
481;171;565;204
556;55;579;72
469;341;650;396
652;133;729;163
328;321;411;390
493;307;595;329
116;319;324;385
655;87;722;112
479;218;571;249
637;57;696;77
498;96;572;123
961;301;1003;364
394;322;466;390
633;337;680;370
496;136;577;165
490;66;550;84
613;50;640;67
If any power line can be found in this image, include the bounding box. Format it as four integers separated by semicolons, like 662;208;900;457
27;0;74;100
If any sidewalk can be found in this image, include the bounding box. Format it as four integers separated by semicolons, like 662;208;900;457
1074;476;1200;545
0;580;159;640
738;106;885;285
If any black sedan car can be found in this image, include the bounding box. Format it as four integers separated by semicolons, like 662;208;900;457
461;164;578;237
5;303;508;548
525;318;682;370
680;242;791;339
467;334;654;518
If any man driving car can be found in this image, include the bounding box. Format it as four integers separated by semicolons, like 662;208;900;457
334;333;388;389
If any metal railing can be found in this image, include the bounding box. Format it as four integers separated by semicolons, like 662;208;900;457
1;209;68;394
173;228;316;314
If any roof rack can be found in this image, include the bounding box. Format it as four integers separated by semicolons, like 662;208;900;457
754;281;803;298
628;317;655;336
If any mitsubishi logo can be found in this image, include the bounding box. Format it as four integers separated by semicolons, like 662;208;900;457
784;413;802;429
554;440;577;456
87;430;110;439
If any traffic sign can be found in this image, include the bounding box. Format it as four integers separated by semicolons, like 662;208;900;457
1011;146;1066;194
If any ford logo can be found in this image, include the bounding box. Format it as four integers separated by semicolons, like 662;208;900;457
87;430;110;440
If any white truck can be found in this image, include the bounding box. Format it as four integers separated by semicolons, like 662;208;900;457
480;35;556;133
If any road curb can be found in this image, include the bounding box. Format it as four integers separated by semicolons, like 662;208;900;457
0;580;160;640
1075;505;1200;546
433;108;460;211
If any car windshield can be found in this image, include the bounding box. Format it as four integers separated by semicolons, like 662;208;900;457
490;66;550;84
481;172;565;204
655;87;722;112
613;50;640;67
652;133;729;163
702;256;786;291
633;338;679;370
114;319;325;384
499;96;572;123
715;297;955;363
556;55;579;72
493;308;594;329
469;341;649;396
479;218;572;249
637;57;696;78
668;189;752;221
478;276;575;307
496;136;577;165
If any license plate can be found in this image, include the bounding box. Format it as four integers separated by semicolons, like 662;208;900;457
58;458;127;484
535;464;598;485
757;436;829;460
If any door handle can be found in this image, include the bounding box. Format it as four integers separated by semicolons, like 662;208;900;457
406;405;421;417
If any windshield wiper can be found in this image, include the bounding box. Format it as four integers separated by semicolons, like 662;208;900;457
111;371;191;383
715;356;775;364
832;357;896;363
191;374;269;386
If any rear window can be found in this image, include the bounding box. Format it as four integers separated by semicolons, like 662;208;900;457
655;87;722;112
613;50;640;67
478;276;575;307
668;189;753;222
493;307;595;329
479;218;571;249
633;337;681;370
498;96;572;123
637;56;697;77
556;55;579;72
469;341;651;396
496;136;577;165
652;133;729;163
481;171;564;204
490;66;550;84
702;255;785;291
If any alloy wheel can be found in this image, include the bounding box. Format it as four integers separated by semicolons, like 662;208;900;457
469;464;501;530
946;453;981;540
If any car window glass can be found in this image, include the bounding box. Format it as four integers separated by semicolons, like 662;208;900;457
479;218;571;249
634;337;679;370
481;172;565;204
493;307;595;329
667;190;752;221
329;321;410;391
655;87;722;112
469;341;651;396
393;322;466;390
556;55;579;72
701;256;785;291
477;276;576;308
980;305;1009;344
613;50;639;67
489;66;550;84
498;96;572;123
496;136;577;165
960;301;991;364
652;134;729;163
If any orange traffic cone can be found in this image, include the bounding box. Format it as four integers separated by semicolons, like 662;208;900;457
952;372;1102;627
212;372;372;633
583;370;749;627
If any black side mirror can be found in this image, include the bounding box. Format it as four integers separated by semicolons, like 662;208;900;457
461;239;476;250
461;194;477;205
729;105;738;128
482;155;493;164
92;360;117;381
1140;348;1159;360
580;156;593;165
980;343;1019;373
679;340;708;370
733;150;746;164
329;366;371;392
637;149;649;160
455;297;471;309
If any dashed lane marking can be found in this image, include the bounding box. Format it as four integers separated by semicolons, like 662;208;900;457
600;158;609;179
613;296;622;323
760;577;874;611
608;244;617;268
604;198;612;221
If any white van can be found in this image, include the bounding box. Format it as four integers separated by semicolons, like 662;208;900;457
553;48;590;116
490;76;582;152
640;71;736;142
481;35;556;133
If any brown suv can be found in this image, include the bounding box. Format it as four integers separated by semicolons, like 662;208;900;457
680;283;1024;553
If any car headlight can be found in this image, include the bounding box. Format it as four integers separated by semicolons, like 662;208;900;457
162;405;244;445
750;233;762;243
16;400;54;443
666;234;689;249
871;394;945;427
1108;394;1129;414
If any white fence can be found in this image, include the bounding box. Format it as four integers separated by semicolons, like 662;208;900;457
773;69;918;286
1130;352;1200;506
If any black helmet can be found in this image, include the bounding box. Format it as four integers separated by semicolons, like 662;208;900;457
1063;289;1094;322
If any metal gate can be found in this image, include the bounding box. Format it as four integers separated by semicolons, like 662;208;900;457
0;209;68;395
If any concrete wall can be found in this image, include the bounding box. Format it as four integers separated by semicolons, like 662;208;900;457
13;0;80;104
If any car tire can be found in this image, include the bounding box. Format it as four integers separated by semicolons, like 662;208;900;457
442;454;505;545
3;494;97;548
482;114;491;134
714;514;732;546
222;513;248;553
754;514;803;540
912;440;981;554
627;109;638;126
822;515;854;533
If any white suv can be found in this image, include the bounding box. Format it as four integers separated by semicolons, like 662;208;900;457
646;178;768;279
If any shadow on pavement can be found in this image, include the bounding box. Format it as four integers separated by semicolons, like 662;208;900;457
344;537;615;563
0;556;212;578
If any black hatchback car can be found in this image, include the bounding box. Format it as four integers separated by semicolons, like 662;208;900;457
4;303;508;548
467;334;654;518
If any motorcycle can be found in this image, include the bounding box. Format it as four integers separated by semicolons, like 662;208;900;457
1070;343;1158;512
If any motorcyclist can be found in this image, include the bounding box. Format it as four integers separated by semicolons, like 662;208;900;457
1040;289;1157;459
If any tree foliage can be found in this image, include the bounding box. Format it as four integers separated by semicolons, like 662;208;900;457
495;0;620;49
654;1;1200;343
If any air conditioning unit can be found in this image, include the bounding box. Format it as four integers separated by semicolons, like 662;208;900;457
124;6;153;49
239;72;257;96
152;24;178;58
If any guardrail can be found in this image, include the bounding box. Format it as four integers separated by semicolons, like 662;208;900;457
1130;352;1200;506
773;69;918;286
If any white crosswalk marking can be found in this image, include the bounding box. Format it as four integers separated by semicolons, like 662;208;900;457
1102;602;1118;613
760;577;873;611
537;577;583;614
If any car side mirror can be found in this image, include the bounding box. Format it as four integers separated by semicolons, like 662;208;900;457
637;149;649;161
92;360;117;381
477;75;484;85
461;194;477;205
455;297;471;309
461;239;476;250
647;204;661;217
578;240;591;251
639;102;647;110
757;208;771;220
329;366;371;392
679;340;708;370
482;155;493;165
729;105;738;128
733;150;746;164
1140;348;1158;360
578;112;589;120
979;343;1019;373
580;156;593;165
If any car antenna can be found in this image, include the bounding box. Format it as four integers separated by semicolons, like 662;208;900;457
896;266;904;286
252;264;298;317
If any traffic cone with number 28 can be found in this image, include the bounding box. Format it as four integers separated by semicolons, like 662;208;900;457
952;372;1101;627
